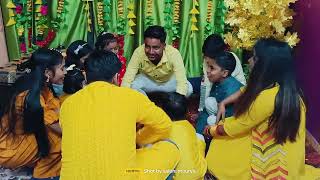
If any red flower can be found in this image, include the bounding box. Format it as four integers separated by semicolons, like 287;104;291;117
40;5;48;15
20;43;26;53
16;5;23;14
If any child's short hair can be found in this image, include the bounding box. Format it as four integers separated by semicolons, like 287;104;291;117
95;32;117;50
147;92;187;121
212;51;236;76
63;68;85;94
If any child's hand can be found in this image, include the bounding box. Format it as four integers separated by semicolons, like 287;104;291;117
216;102;226;124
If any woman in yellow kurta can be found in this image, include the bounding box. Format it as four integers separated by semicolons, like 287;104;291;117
204;38;320;179
0;48;65;179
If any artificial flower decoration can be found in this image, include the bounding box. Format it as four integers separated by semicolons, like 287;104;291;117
40;5;48;15
16;5;23;14
224;0;299;49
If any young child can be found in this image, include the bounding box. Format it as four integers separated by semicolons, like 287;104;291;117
95;32;126;85
0;48;64;179
199;34;246;111
66;40;93;69
148;92;207;180
196;51;243;152
60;66;86;104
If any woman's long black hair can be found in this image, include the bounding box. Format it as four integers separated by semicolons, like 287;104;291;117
0;48;63;157
235;38;305;144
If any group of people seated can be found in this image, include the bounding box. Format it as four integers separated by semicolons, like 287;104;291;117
0;25;320;180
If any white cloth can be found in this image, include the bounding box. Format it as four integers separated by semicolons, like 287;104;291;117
205;97;218;115
131;74;193;97
207;115;217;125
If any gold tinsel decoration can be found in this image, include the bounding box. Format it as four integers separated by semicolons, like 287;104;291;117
224;0;299;49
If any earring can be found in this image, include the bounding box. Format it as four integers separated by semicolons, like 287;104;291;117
46;75;50;83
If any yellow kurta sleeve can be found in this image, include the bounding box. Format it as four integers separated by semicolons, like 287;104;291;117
40;94;60;126
136;93;172;145
121;47;142;88
224;88;277;137
171;50;188;96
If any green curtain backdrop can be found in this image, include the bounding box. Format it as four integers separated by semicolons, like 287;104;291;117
1;0;224;77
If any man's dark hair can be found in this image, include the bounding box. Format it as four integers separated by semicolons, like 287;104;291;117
202;34;227;58
144;25;167;43
84;50;121;83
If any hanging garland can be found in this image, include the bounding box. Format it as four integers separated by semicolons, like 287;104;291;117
172;0;181;48
163;0;173;33
84;0;92;32
224;0;299;49
145;0;154;28
6;1;24;53
204;0;213;39
96;0;104;33
127;1;136;35
189;0;200;37
213;0;226;35
6;0;66;54
117;0;126;35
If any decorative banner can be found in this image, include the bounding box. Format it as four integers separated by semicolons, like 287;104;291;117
127;1;136;35
189;0;199;36
145;0;154;28
224;0;299;49
84;0;92;32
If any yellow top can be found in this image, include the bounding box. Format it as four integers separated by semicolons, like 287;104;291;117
206;86;313;179
0;88;61;178
59;93;71;105
121;44;189;95
169;120;207;180
59;81;173;180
